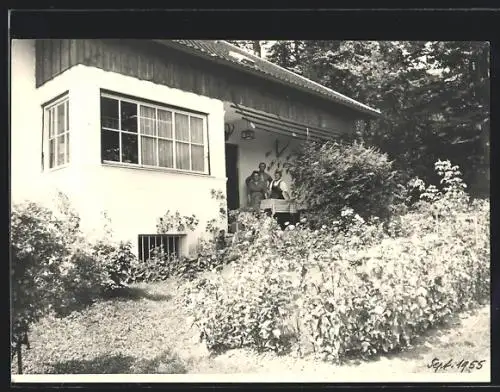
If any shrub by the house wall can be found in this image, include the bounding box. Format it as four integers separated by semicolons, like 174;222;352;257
11;196;136;366
288;140;400;227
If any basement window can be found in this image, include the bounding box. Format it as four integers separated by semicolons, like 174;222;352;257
138;234;183;262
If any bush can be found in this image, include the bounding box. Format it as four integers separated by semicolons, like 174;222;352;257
92;240;136;291
127;247;176;283
11;194;139;371
288;140;400;227
182;160;489;363
11;202;70;356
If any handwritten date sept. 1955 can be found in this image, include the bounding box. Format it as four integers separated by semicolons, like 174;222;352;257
427;358;486;373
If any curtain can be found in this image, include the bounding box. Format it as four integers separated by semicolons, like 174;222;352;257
66;134;70;162
191;145;204;172
140;105;156;136
159;139;173;168
141;136;157;166
57;135;65;165
175;113;189;141
190;117;204;143
158;109;172;138
176;142;190;170
57;102;65;134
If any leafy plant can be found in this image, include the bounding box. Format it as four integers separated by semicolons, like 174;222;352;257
92;240;136;292
181;161;489;364
156;211;199;233
288;140;400;228
10;194;139;373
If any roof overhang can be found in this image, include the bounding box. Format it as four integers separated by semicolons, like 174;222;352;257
226;103;341;142
152;40;382;120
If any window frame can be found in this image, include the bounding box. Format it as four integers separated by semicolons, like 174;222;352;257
43;94;70;171
100;92;210;175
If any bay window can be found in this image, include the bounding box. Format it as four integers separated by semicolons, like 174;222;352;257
100;93;209;174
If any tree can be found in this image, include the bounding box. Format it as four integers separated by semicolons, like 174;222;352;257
266;40;490;196
226;40;265;58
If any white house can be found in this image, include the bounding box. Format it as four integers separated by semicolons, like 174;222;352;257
10;39;380;259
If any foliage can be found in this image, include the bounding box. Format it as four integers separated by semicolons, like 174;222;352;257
11;201;70;357
10;193;139;370
156;210;199;233
267;40;490;197
127;247;177;283
92;240;136;292
289;140;400;226
181;161;489;363
205;189;227;237
226;40;266;58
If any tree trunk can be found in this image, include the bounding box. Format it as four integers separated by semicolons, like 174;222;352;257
252;41;261;57
16;344;23;374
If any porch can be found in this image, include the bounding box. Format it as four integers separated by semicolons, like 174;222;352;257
223;102;338;227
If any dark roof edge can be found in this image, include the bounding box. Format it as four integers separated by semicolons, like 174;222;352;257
152;40;382;119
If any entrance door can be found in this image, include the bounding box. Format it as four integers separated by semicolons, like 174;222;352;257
225;143;240;211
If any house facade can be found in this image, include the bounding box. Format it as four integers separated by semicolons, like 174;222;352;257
11;39;380;259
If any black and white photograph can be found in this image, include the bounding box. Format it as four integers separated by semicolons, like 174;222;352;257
9;12;491;384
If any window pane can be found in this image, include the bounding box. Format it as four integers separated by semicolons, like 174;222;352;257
175;142;190;170
158;109;172;138
175;113;189;142
57;135;65;165
49;139;55;168
66;133;70;163
121;101;138;133
66;101;69;130
141;136;157;166
158;139;173;168
48;108;54;137
122;133;138;164
56;102;66;134
140;105;156;136
101;97;119;129
191;145;204;172
190;117;204;144
101;129;120;162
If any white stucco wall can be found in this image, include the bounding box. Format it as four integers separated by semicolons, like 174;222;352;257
11;40;227;256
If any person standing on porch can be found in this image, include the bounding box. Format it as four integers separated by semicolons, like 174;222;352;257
247;170;268;211
269;170;290;200
245;162;272;189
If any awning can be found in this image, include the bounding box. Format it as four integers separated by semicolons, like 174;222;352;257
230;104;342;142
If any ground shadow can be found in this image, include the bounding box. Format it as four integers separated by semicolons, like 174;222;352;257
103;286;172;302
49;353;136;374
48;350;188;374
133;350;188;374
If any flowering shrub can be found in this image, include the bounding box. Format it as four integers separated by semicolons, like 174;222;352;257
181;160;489;363
288;140;400;227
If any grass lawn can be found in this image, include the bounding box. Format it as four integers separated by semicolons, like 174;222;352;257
11;279;491;381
